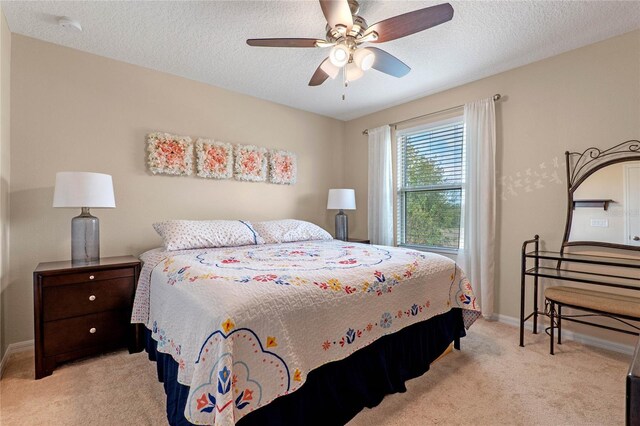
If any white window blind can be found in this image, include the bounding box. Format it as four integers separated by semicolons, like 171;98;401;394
397;118;465;251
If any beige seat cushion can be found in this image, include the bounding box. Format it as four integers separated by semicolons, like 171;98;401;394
545;286;640;318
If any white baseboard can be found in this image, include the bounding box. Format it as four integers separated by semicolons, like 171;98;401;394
493;313;545;333
0;340;34;378
493;314;635;356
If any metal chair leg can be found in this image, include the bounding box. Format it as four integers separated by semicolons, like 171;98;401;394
558;304;562;345
549;300;555;355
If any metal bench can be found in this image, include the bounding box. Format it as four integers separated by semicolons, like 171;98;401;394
545;286;640;355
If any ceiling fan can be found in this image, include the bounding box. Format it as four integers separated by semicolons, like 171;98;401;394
246;0;454;88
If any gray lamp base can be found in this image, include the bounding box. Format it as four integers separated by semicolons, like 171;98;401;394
335;209;349;241
71;207;100;264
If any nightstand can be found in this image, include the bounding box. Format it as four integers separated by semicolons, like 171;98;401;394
348;238;371;244
33;256;141;379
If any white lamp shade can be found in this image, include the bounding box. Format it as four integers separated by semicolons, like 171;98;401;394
329;44;350;68
53;172;116;208
327;189;356;210
353;48;375;71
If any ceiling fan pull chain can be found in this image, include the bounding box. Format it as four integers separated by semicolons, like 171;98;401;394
342;66;347;101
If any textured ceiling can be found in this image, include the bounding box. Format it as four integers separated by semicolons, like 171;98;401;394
3;1;640;120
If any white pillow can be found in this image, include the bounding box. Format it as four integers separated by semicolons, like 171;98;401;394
152;220;264;251
253;219;332;244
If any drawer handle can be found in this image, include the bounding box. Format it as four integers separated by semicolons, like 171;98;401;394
89;327;97;334
89;295;96;301
89;275;95;280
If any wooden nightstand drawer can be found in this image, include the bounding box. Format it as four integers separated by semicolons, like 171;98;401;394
42;267;134;286
34;255;142;379
43;310;129;356
43;277;134;321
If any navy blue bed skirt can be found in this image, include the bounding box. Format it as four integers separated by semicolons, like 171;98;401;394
145;308;466;426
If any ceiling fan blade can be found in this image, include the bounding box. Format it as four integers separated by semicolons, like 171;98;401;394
246;38;322;48
309;59;332;86
319;0;353;30
368;47;410;78
367;3;454;43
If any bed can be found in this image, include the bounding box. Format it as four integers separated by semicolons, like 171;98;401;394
132;232;480;426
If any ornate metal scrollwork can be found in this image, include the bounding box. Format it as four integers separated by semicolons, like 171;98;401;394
561;139;640;252
567;139;640;188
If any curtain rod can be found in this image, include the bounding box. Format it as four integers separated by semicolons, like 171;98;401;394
362;93;502;136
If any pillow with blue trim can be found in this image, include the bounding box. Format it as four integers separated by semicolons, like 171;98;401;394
153;220;264;251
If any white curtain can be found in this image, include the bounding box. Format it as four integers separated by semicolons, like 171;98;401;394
367;125;394;246
463;98;496;318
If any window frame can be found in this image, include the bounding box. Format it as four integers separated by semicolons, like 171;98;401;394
396;116;465;253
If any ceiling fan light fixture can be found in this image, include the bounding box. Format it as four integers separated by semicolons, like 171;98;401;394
329;44;350;68
353;48;375;71
345;63;364;82
320;60;340;79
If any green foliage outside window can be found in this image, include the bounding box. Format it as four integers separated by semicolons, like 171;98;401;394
401;137;462;249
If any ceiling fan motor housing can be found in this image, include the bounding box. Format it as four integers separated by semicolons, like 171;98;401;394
326;15;368;44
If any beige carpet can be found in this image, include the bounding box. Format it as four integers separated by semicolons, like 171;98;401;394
0;319;632;425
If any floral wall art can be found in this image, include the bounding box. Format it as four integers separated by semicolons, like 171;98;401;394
146;132;296;184
234;144;268;182
195;138;233;179
147;132;193;176
269;149;297;185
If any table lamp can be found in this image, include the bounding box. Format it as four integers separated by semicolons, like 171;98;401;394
53;172;116;264
327;189;356;241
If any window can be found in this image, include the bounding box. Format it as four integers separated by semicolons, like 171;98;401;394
397;117;464;251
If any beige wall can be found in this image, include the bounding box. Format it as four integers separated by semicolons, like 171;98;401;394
3;29;640;352
5;35;344;351
344;30;640;331
0;8;11;357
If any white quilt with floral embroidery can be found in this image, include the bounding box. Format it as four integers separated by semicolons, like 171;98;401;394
132;240;480;426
